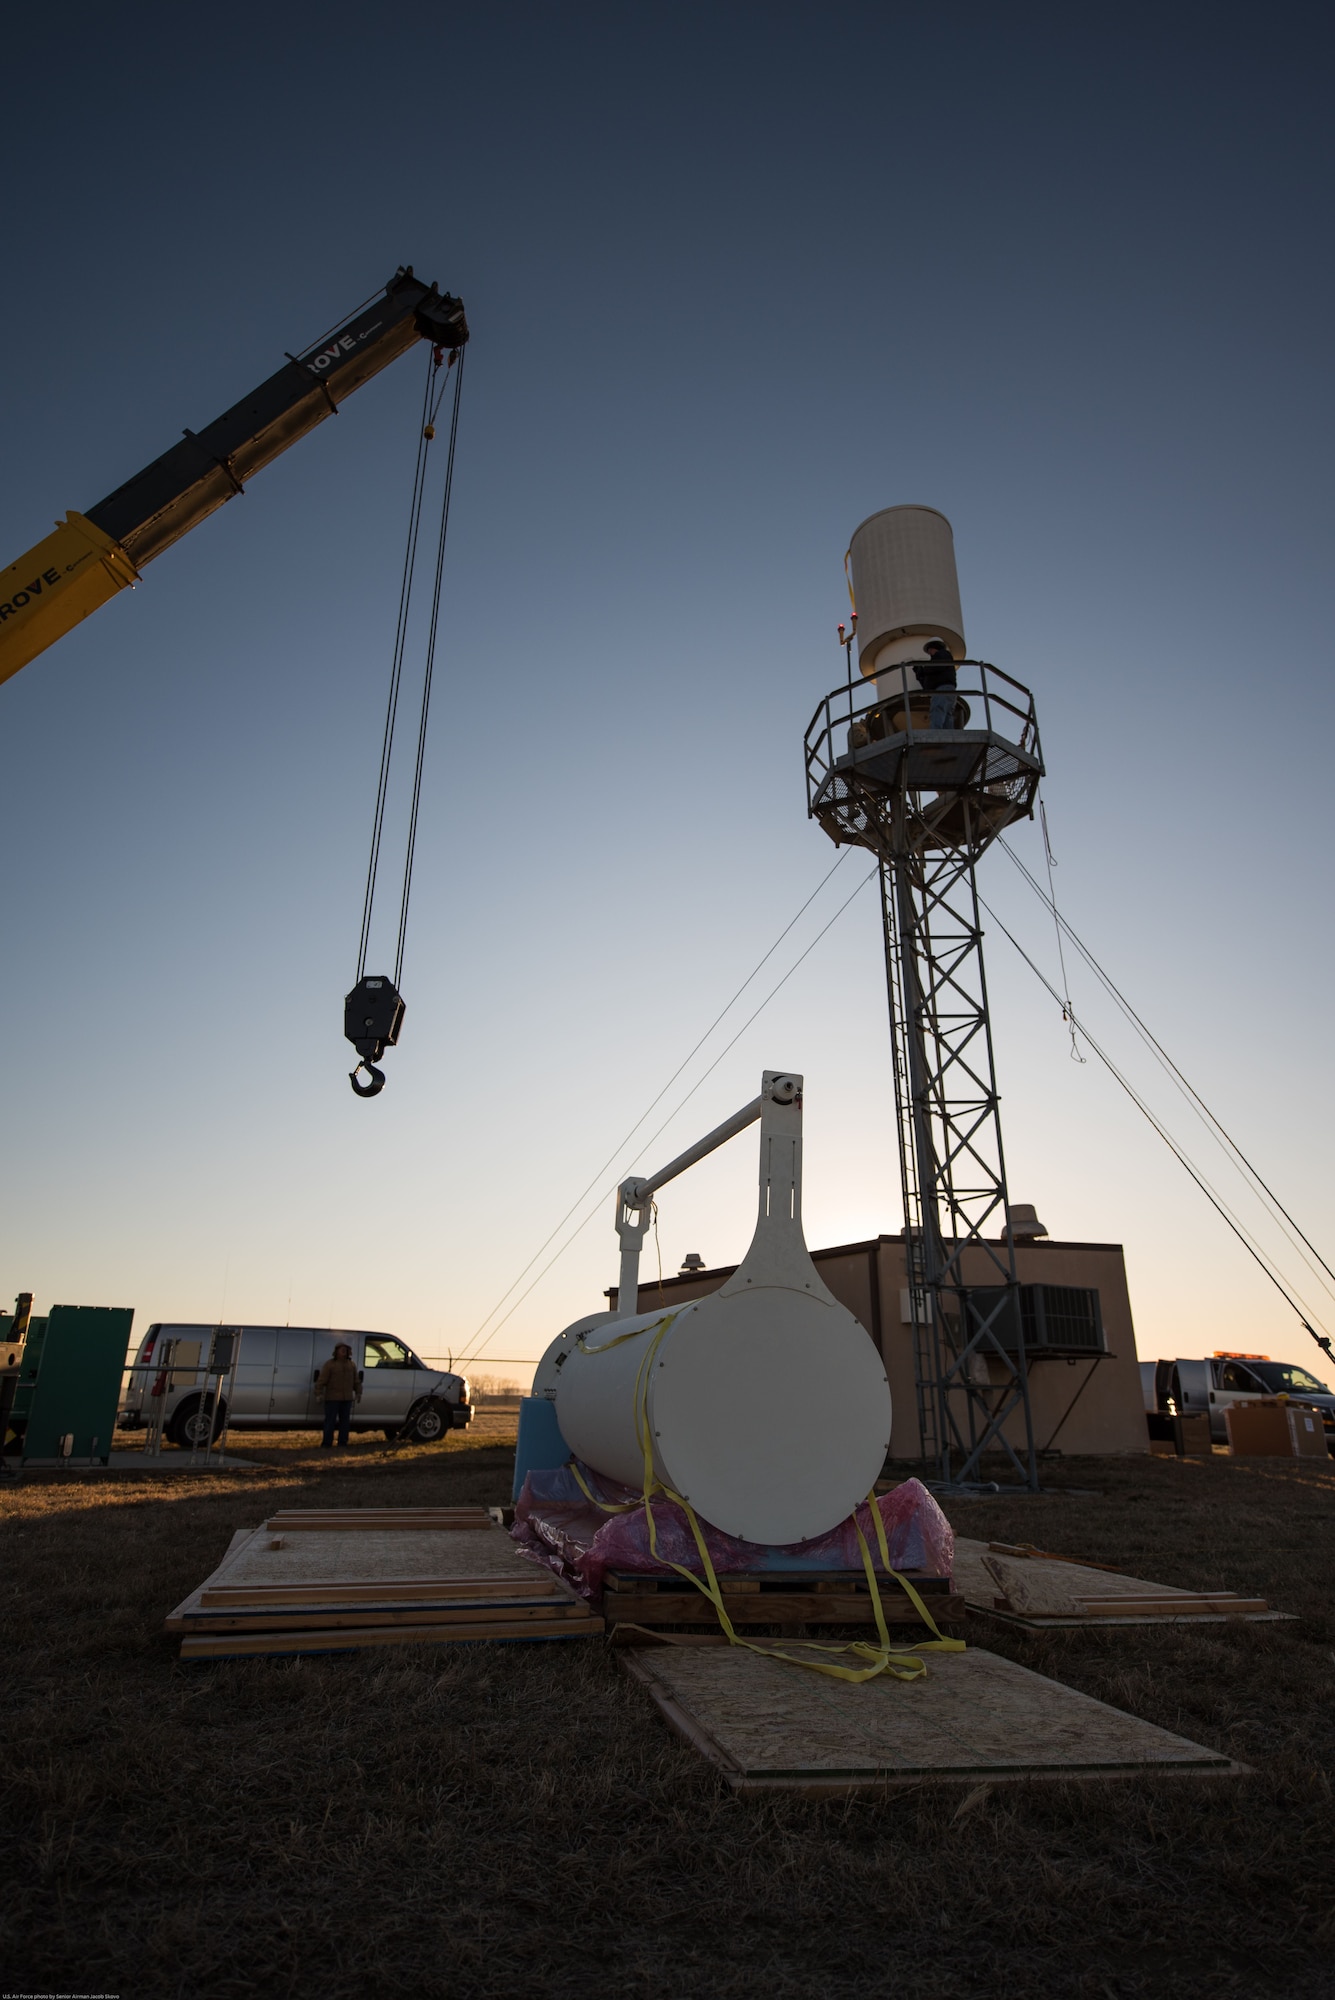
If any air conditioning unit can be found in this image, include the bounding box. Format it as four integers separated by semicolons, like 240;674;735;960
964;1284;1106;1356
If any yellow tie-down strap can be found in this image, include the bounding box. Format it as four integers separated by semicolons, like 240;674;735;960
0;512;139;686
571;1310;965;1684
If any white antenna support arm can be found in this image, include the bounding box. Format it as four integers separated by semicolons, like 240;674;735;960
612;1072;802;1320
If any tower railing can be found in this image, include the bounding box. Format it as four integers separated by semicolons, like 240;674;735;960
804;660;1042;860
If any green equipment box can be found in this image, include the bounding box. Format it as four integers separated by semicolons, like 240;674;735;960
5;1305;134;1464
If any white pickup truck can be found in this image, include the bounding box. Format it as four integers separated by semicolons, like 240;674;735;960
118;1323;472;1447
1142;1353;1335;1451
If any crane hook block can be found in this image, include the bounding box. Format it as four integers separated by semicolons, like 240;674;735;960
343;974;405;1099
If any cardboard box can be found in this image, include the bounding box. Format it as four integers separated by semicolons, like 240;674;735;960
1225;1400;1295;1457
1286;1406;1330;1459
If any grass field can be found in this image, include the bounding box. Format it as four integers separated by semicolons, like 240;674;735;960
3;1430;1333;1999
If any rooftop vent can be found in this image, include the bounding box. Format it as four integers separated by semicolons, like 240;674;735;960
1009;1204;1049;1240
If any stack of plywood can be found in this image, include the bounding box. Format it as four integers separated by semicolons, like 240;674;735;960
166;1507;602;1659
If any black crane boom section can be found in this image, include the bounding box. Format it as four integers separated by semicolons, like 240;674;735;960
84;268;468;570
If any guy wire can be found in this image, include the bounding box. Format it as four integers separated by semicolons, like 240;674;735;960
456;860;877;1365
456;848;853;1355
997;831;1335;1305
978;884;1334;1360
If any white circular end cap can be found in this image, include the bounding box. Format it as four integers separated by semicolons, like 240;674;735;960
650;1288;891;1544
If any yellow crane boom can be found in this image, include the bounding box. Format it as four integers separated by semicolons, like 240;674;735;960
0;266;467;687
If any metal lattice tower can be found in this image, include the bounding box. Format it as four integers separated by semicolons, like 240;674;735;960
804;508;1045;1489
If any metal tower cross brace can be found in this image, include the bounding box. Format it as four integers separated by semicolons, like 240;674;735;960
805;658;1045;1490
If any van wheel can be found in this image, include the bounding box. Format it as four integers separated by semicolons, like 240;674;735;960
169;1395;226;1448
401;1400;448;1445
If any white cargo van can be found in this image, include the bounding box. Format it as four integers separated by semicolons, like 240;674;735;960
118;1324;472;1447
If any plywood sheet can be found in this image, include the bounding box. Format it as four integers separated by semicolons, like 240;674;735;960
185;1600;597;1634
199;1574;572;1609
221;1523;532;1587
980;1553;1083;1616
263;1508;495;1531
179;1616;603;1660
622;1645;1247;1792
953;1538;1286;1628
164;1527;268;1628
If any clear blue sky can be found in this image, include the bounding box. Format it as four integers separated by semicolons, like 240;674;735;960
3;2;1332;1381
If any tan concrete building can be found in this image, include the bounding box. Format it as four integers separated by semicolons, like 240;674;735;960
610;1229;1148;1461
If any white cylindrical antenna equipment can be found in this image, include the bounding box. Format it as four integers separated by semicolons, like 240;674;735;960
548;1072;892;1544
848;504;966;680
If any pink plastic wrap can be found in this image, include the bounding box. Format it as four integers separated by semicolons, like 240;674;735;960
510;1463;953;1603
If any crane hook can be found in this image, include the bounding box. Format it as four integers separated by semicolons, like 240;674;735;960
349;1060;387;1098
343;975;404;1102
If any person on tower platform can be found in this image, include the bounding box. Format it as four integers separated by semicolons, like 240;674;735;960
916;637;959;729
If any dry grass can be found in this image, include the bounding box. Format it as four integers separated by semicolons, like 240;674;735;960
2;1441;1333;1999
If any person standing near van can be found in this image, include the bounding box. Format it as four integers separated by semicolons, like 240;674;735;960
316;1342;360;1448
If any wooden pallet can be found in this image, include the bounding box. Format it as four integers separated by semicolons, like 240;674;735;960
601;1567;964;1631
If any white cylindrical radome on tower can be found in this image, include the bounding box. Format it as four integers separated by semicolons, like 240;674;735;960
848;504;965;680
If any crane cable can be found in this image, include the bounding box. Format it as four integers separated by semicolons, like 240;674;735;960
346;342;465;1093
354;347;436;985
355;344;464;982
394;346;465;987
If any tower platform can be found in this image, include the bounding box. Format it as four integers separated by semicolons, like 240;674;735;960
805;661;1043;858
